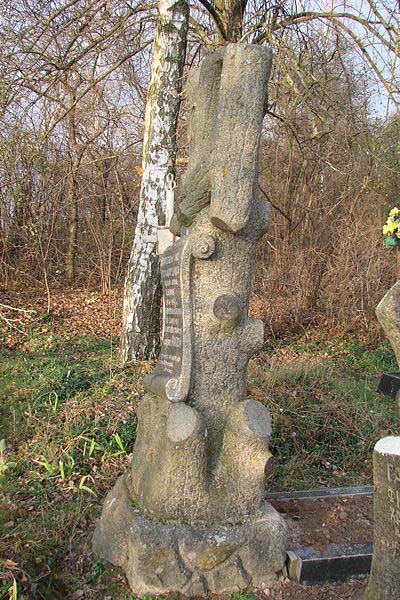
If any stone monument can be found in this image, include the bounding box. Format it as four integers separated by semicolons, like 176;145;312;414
376;284;400;368
376;284;400;413
365;436;400;599
93;43;287;596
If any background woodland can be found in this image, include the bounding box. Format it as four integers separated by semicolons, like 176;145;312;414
1;0;399;337
1;3;400;597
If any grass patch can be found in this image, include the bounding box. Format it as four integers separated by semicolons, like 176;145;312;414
231;592;257;600
1;308;399;597
279;333;398;374
250;343;398;490
0;328;147;598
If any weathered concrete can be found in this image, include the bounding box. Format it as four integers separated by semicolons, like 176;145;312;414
93;476;287;597
170;44;272;236
376;282;400;367
364;436;400;599
126;43;275;527
94;42;287;596
127;393;274;524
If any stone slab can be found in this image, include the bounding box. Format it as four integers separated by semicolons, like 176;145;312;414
377;372;400;399
266;485;374;502
376;282;400;368
93;475;287;597
287;542;372;585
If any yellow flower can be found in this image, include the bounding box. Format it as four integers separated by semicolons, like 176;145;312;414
385;217;397;234
383;224;391;235
390;207;400;218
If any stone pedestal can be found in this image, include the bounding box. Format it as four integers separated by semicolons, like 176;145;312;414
365;437;400;599
93;476;287;596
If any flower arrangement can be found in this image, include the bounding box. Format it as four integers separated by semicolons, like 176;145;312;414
383;207;400;248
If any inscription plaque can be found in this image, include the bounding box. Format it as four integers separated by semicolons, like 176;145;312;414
145;236;192;402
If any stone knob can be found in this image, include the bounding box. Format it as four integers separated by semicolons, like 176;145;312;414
191;234;215;259
213;294;241;330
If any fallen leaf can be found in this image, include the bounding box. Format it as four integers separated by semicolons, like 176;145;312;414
134;165;144;176
4;559;18;568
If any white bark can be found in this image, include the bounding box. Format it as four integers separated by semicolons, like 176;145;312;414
121;0;189;362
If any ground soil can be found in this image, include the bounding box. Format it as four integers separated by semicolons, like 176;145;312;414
256;577;367;599
261;493;373;599
271;493;373;548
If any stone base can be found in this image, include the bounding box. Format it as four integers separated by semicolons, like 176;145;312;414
93;475;288;597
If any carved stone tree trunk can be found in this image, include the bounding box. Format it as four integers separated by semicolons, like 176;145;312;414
94;44;287;597
121;0;189;363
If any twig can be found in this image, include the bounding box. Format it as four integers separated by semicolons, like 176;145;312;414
0;303;36;313
0;313;26;335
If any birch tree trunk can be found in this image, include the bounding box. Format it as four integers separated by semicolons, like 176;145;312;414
121;0;189;363
65;92;83;283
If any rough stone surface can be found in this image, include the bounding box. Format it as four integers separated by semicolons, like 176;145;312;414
169;49;223;234
169;43;272;235
364;436;400;599
209;44;272;233
376;281;400;367
93;475;287;597
94;42;287;596
125;42;275;526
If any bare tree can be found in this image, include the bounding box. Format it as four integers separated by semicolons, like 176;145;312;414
1;0;399;340
0;0;153;289
121;0;189;363
120;0;399;361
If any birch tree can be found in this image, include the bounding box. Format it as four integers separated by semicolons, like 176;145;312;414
121;0;189;362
